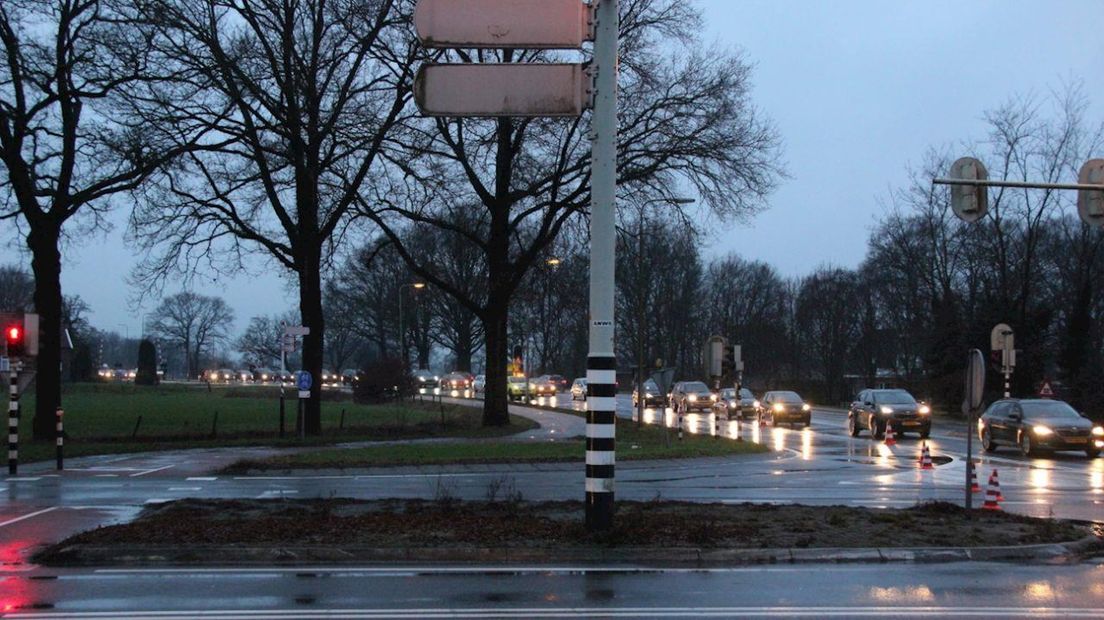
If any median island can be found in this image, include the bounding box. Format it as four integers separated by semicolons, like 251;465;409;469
36;498;1098;566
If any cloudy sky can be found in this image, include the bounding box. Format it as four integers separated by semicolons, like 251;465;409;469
2;0;1102;336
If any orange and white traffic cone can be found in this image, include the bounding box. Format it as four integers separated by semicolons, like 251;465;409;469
918;441;933;470
982;470;1002;510
970;465;981;493
884;424;896;446
988;469;1004;502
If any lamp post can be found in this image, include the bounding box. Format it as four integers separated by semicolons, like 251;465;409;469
634;197;694;429
398;282;426;368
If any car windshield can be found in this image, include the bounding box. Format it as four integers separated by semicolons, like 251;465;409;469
740;389;754;399
873;390;916;405
683;381;710;392
640;381;659;392
1021;401;1081;420
773;391;802;403
720;388;736;398
507;377;526;384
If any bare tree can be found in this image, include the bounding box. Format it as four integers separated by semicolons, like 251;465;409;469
360;0;783;425
237;313;294;368
0;264;33;311
795;267;860;404
149;292;234;378
0;0;212;437
129;0;416;434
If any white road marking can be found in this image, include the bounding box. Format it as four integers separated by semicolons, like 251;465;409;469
5;607;1104;618
93;474;119;478
186;477;218;481
167;487;201;492
5;477;42;482
144;499;171;504
0;506;57;528
130;465;175;477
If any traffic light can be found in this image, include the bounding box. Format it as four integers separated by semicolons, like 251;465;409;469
721;345;736;375
4;321;24;358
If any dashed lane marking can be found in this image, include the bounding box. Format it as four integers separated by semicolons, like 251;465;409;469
130;465;175;477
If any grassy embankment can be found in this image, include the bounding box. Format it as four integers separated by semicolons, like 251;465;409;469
6;382;533;463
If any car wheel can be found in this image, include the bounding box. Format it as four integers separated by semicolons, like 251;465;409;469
1086;447;1100;459
1019;432;1034;457
981;427;997;452
848;415;860;436
870;416;884;439
804;417;811;428
918;429;930;440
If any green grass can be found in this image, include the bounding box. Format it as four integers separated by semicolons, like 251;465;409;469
5;382;534;464
224;415;769;471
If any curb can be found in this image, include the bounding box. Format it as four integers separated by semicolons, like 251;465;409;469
37;534;1102;568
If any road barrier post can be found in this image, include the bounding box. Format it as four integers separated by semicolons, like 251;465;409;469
677;401;684;441
55;407;64;471
8;365;19;475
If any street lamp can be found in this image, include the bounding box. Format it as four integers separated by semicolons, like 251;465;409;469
635;197;694;428
398;282;426;368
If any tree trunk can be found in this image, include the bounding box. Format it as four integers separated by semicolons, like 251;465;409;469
455;321;473;372
481;302;510;426
299;248;325;436
28;223;63;440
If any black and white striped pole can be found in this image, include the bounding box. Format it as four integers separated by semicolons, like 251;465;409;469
585;0;619;532
8;365;18;475
56;407;64;470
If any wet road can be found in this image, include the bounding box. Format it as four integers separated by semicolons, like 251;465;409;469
2;393;1103;617
3;562;1104;617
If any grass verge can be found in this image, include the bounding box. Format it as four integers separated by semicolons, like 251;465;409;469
222;415;769;472
34;498;1090;566
6;383;534;463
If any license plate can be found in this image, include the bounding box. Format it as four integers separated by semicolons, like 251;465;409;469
902;421;920;426
1064;437;1087;444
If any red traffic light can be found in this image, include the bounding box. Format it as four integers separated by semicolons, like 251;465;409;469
5;323;25;358
6;326;20;342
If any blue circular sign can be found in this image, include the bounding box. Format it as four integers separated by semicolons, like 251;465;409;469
296;371;313;391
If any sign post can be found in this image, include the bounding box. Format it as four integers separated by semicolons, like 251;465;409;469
296;370;312;440
990;324;1014;399
963;349;985;510
412;0;616;531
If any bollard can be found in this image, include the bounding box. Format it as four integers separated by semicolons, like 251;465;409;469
8;369;19;475
56;407;64;471
339;408;346;430
677;402;684;441
713;410;718;438
279;392;286;438
131;415;143;438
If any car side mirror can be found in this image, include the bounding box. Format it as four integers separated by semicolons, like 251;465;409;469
1080;411;1090;419
1009;412;1022;421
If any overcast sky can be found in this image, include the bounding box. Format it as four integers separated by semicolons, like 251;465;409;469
2;0;1102;336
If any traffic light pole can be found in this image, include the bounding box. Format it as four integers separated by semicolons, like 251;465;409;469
8;362;19;475
585;0;619;532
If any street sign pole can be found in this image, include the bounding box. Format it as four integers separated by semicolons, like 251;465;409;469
585;0;618;532
964;349;985;510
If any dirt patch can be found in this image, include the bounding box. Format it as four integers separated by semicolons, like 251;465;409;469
35;498;1090;565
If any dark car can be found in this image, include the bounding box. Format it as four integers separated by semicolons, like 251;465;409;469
713;387;757;420
412;369;439;393
979;399;1102;458
848;389;931;439
632;379;665;408
669;381;716;412
758;390;811;427
441;372;472;391
545;374;569;392
529;375;558;397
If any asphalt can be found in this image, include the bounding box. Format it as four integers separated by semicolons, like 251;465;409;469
2;392;1103;617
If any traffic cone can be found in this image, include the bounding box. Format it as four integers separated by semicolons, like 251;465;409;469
970;466;981;493
982;471;1002;510
919;441;933;470
988;469;1004;502
884;424;896;446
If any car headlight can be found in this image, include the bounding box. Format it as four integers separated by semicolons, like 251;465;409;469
729;400;737;407
753;400;760;408
918;405;931;414
879;406;893;415
645;393;653;398
418;376;425;382
710;394;718;401
688;394;698;402
802;403;811;412
1092;426;1103;437
1032;425;1053;436
773;403;784;412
